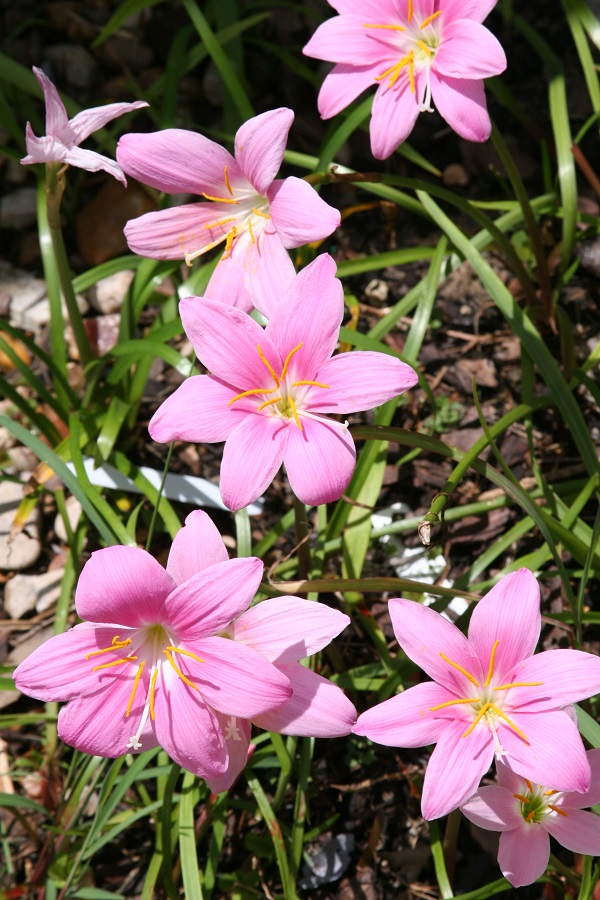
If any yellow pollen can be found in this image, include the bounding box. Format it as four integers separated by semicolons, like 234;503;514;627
165;646;205;665
248;218;256;243
85;636;132;659
205;216;236;230
416;39;433;55
362;23;406;30
126;661;145;717
224;165;233;196
461;702;490;738
258;344;280;385
495;681;544;691
488;703;529;743
408;53;415;92
376;51;415;90
252;207;270;218
201;192;238;204
223;226;237;258
280;343;304;380
288;395;302;429
439;652;480;688
256;395;282;412
428;697;479;711
291;380;330;389
93;656;137;672
525;779;533;792
408;0;413;22
228;386;278;405
163;649;198;691
548;804;568;817
525;809;536;823
544;789;559;796
149;666;159;720
513;793;529;803
484;640;500;687
420;10;442;28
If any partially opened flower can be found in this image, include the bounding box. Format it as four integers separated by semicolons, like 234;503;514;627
117;108;341;316
13;511;292;790
148;254;418;510
303;0;507;159
354;569;600;819
21;66;148;184
461;753;600;887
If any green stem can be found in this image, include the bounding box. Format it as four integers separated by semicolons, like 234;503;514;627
146;442;175;551
429;819;453;899
549;852;581;888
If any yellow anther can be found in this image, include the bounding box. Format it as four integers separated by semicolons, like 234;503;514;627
288;395;302;429
376;52;414;89
484;639;500;687
280;343;304;380
223;226;237;258
164;649;198;691
525;779;533;792
362;23;406;30
224;165;233;196
201;192;238;204
544;789;559;796
420;10;442;28
205;217;236;230
126;661;145;717
165;646;205;665
93;656;137;672
462;702;490;738
252;207;270;218
291;380;330;389
256;396;282;412
248;218;256;244
525;809;535;823
257;344;281;386
428;697;479;711
416;39;433;55
513;793;529;803
439;652;480;687
548;804;568;817
408;0;413;22
407;52;415;93
149;666;159;720
488;703;529;743
228;386;278;406
495;681;544;691
85;637;132;659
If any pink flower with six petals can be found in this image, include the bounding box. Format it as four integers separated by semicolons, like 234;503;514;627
354;569;600;819
303;0;507;159
21;66;148;185
148;254;418;510
461;753;600;887
116;108;341;316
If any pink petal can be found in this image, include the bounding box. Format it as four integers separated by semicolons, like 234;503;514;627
435;21;507;79
370;80;420;158
204;243;254;312
563;750;600;809
117;129;236;195
460;786;522;830
64;146;128;185
163;557;264;638
220;415;289;510
206;712;252;793
284;415;356;506
166;510;229;585
312;352;417;413
22;126;67;165
353;681;461;747
407;0;435;19
544;808;600;856
468;569;541;682
501;708;591;794
187;636;292;717
495;758;526;793
180;296;282;390
498;825;550;888
265;254;343;378
421;719;494;819
227;596;350;662
32;67;69;136
123;202;233;262
439;0;499;22
75;545;175;625
235;108;294;195
148;374;245;444
429;72;492;142
388;598;484;694
268;177;340;249
316;64;380;120
303;15;390;65
504;649;600;711
329;0;400;15
253;662;357;736
69;100;148;144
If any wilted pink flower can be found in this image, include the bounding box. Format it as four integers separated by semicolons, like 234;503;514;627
303;0;507;159
21;66;148;184
354;569;600;819
148;254;418;510
461;754;600;887
13;511;293;790
116;108;341;317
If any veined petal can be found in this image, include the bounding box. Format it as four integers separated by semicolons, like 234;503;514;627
544;808;600;856
429;72;492;142
22;126;68;165
562;750;600;809
117;129;236;194
206;712;252;793
504;649;600;711
64;147;128;185
220;415;288;511
32;67;69;136
238;228;296;319
166;510;229;585
468;569;540;682
268;177;341;249
461;786;522;831
329;0;401;16
498;825;550;888
164;557;264;638
439;0;500;23
235;108;294;195
316;64;379;120
123;202;234;262
69;100;149;144
435;20;507;79
312;351;417;413
253;662;357;736
303;15;390;65
148;375;245;444
76;545;175;625
187;636;292;717
353;681;460;747
284;415;356;506
227;596;350;662
421;719;494;819
370;79;420;159
388;598;484;693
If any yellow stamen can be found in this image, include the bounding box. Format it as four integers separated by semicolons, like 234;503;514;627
228;386;278;405
291;380;330;389
544;789;559;796
224;165;233;196
288;395;302;429
513;793;529;803
93;656;137;672
461;702;490;738
429;697;479;711
416;39;433;55
257;344;280;385
86;636;132;659
525;779;533;792
256;396;282;412
205;217;236;230
165;646;205;665
548;804;568;817
202;192;238;204
488;703;529;743
149;666;159;720
126;661;145;717
252;207;270;218
223;226;237;258
484;639;500;687
408;53;415;93
408;0;413;22
248;218;256;243
163;649;198;690
280;343;304;381
525;809;535;823
376;51;415;90
439;652;480;687
362;23;406;30
420;10;442;28
495;681;544;691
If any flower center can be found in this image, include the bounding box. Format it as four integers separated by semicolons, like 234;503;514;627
427;640;544;757
363;6;442;111
185;164;272;266
513;780;568;824
85;627;205;751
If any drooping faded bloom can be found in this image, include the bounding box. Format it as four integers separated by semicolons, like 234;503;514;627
303;0;507;159
461;754;600;887
116;108;341;317
354;569;600;819
148;254;418;510
13;511;293;790
21;66;148;184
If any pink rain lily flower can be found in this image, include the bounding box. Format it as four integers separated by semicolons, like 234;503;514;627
116;108;341;317
303;0;507;159
13;511;293;791
461;753;600;887
21;66;148;185
148;254;418;510
354;568;600;819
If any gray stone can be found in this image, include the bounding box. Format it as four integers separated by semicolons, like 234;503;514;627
0;479;41;571
21;293;89;334
88;269;134;314
54;495;83;544
0;188;38;230
4;568;65;618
